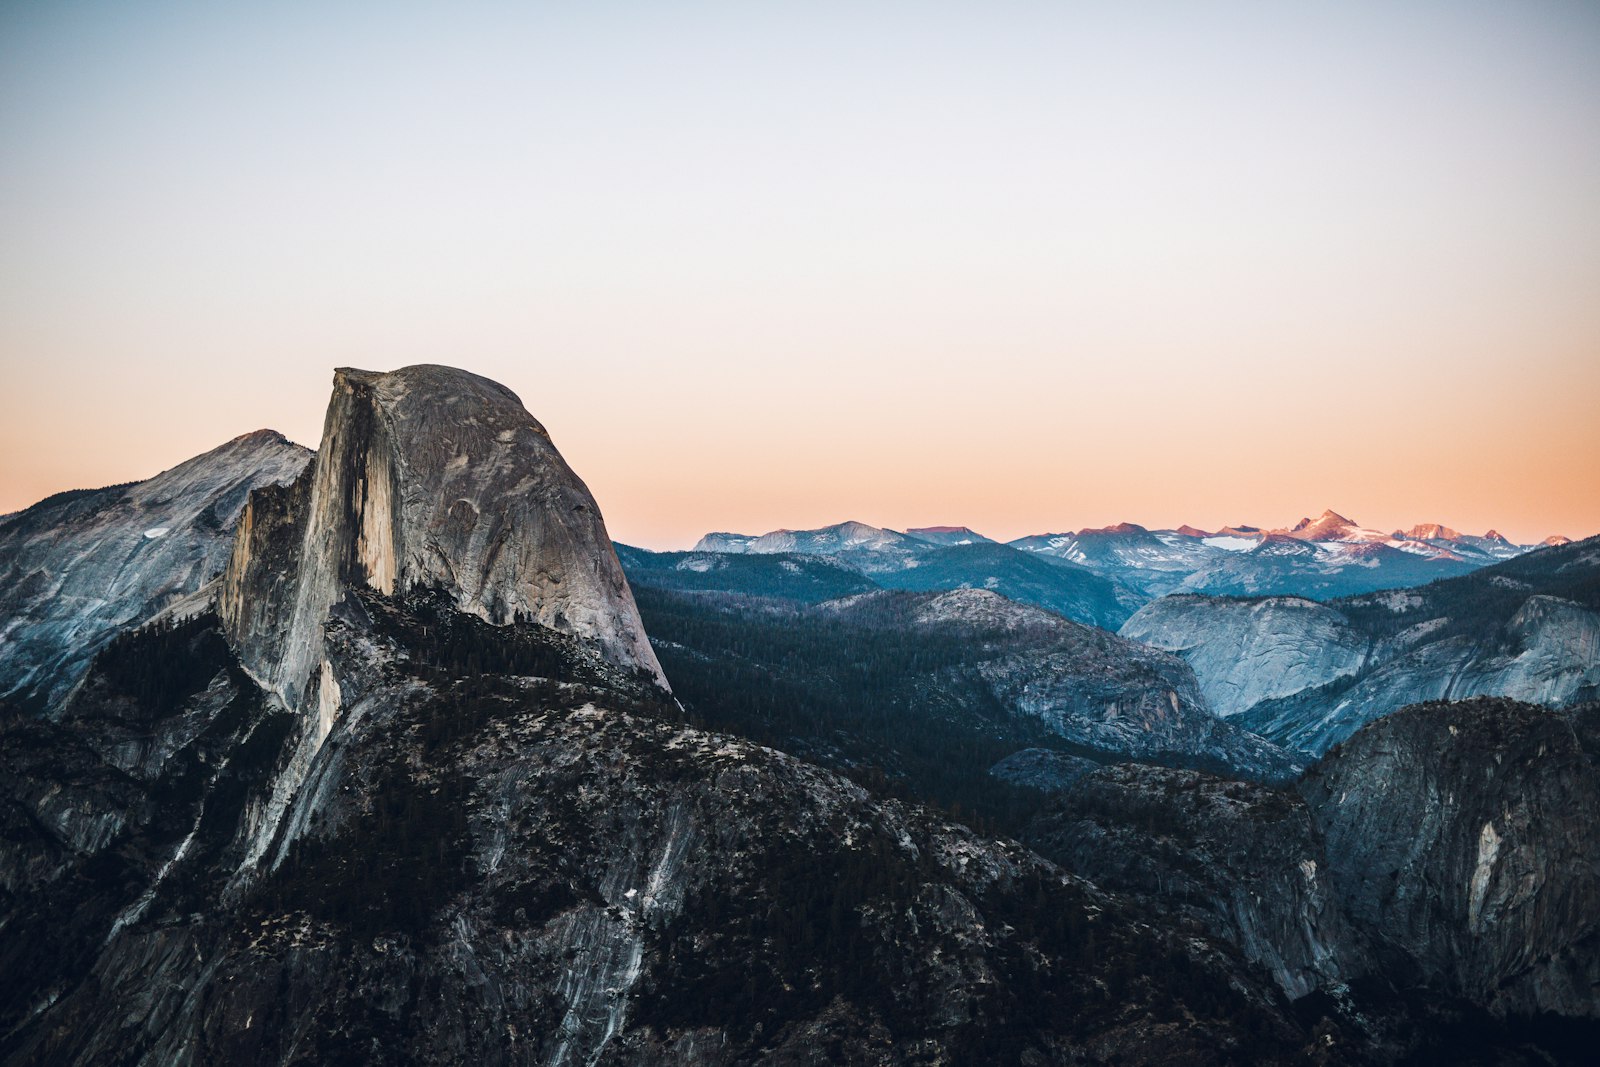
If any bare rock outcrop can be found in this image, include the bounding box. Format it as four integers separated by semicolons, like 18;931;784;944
0;430;311;712
1300;697;1600;1018
218;365;665;713
1119;538;1600;754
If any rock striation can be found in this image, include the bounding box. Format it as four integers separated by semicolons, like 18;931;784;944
0;430;311;712
1021;697;1600;1036
1120;594;1366;718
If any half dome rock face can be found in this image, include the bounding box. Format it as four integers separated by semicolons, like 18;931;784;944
220;365;665;711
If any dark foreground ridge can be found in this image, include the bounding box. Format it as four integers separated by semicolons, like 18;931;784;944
3;588;1347;1066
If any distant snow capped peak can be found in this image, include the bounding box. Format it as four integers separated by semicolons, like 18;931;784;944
1280;510;1395;545
1288;510;1358;537
1397;523;1463;542
1544;534;1573;547
1173;524;1212;538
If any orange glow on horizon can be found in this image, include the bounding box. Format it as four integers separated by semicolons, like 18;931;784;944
1;3;1597;547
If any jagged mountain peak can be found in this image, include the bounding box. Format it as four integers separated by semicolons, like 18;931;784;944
1287;509;1358;537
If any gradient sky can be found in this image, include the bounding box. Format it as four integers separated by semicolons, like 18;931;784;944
2;1;1597;549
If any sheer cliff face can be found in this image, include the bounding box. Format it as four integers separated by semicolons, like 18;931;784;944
0;430;312;712
1024;699;1600;1024
1120;595;1367;718
219;365;665;710
1302;698;1600;1018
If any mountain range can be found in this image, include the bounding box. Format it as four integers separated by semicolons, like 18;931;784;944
2;364;1597;1065
688;513;1566;604
1121;534;1600;754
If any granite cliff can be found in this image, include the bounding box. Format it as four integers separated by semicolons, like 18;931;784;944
1022;697;1600;1055
219;365;664;716
0;430;311;712
1120;537;1600;753
4;366;1596;1064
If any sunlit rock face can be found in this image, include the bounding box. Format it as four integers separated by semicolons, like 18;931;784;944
1120;595;1367;719
0;430;312;712
219;365;665;712
1301;697;1600;1018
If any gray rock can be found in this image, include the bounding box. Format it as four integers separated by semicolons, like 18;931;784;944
0;430;311;712
1120;595;1367;720
1300;697;1600;1018
1119;538;1600;754
1025;697;1600;1023
828;588;1300;781
218;364;665;715
2;589;1338;1067
1025;764;1367;1000
694;520;930;573
988;748;1101;793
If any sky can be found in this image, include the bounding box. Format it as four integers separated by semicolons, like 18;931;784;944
2;0;1597;550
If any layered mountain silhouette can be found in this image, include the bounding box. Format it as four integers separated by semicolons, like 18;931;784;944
683;511;1560;607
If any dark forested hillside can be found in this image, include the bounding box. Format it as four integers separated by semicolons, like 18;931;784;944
619;541;1138;628
613;544;876;602
871;541;1137;629
634;586;1066;833
634;585;1295;835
